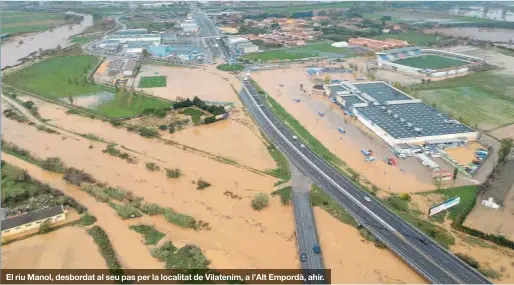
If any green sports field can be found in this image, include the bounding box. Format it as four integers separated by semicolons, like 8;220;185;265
242;43;355;62
138;76;167;88
3;55;171;118
393;55;469;70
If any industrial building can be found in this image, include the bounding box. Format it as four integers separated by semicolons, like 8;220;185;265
180;20;199;33
1;205;66;238
104;33;161;45
108;59;139;77
225;36;259;55
113;28;148;36
325;81;477;146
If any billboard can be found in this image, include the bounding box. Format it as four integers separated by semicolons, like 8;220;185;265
428;197;460;216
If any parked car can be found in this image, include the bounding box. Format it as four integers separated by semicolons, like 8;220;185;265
300;144;306;149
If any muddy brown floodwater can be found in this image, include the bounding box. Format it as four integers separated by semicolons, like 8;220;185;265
1;13;93;69
1;226;106;269
1;115;297;269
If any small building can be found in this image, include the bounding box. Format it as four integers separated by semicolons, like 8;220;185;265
1;205;66;238
180;21;199;33
394;143;412;155
113;28;148;36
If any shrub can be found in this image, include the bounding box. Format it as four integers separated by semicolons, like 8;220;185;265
39;220;52;234
166;244;210;269
196;179;211;190
146;162;160;172
63;168;96;185
87;226;122;272
204;116;216;124
79;212;97;226
103;144;121;156
130;224;165;245
399;193;411;201
455;253;479;269
141;202;164;215
166;168;181;179
151;241;177;261
159;124;168;130
110;202;142;219
40;157;66;173
138;127;160;138
110;120;122;127
251;193;269;211
81;183;110;202
164;208;196;228
104;187;128;201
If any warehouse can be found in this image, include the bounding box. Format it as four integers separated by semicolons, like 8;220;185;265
105;34;161;45
324;81;477;146
1;206;66;238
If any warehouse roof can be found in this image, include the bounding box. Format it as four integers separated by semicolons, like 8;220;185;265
352;82;411;102
2;206;64;231
114;29;148;36
327;84;349;97
341;95;364;106
355;102;474;139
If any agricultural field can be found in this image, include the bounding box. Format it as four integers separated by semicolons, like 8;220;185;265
138;76;167;88
69;34;95;44
410;71;514;130
3;55;171;118
243;43;355;62
393;55;469;69
372;31;441;45
0;10;69;35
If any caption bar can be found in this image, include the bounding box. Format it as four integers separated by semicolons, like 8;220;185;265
1;269;331;284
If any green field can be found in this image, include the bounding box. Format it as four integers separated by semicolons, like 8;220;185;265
216;63;244;72
3;55;171;118
243;43;355;62
138;76;167;88
182;108;204;124
410;71;514;130
1;11;69;34
394;55;469;69
372;31;440;45
70;35;95;44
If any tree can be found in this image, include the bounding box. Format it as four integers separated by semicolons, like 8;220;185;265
498;138;514;163
251;193;269;211
453;168;459;180
39;220;52;234
323;74;331;85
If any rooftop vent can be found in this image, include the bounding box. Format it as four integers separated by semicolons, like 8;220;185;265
414;127;422;132
387;109;392;115
393;114;399;119
407;122;413;128
400;118;405;123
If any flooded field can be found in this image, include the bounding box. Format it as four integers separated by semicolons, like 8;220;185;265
314;208;426;283
135;65;238;102
490;123;514;140
1;113;297;269
18;95;276;171
1;226;106;269
424;27;514;43
251;65;450;193
1;13;93;69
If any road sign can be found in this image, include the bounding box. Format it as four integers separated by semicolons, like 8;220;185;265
428;197;460;216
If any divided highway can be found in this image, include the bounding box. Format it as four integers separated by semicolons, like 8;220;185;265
290;165;326;284
239;79;491;285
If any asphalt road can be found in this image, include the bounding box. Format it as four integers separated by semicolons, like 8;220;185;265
239;79;491;285
291;165;327;284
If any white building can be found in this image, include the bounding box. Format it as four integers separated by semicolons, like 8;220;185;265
106;34;161;45
180;21;199;33
1;205;66;238
121;59;139;77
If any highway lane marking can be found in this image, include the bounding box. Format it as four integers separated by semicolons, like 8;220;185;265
241;81;466;284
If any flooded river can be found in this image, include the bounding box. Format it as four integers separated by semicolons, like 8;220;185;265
449;6;514;22
1;12;93;69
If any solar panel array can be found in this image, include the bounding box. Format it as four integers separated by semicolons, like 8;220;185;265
353;82;411;102
327;85;349;97
342;95;364;106
356;103;474;139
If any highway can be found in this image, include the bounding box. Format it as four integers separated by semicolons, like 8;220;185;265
290;165;327;284
239;79;491;285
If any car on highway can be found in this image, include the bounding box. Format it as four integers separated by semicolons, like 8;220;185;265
364;197;371;202
313;245;321;254
300;144;306;149
259;104;264;107
300;253;307;262
292;136;298;140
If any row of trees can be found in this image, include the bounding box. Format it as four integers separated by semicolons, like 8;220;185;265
174;96;227;116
